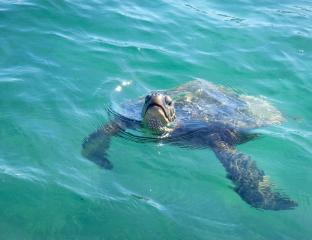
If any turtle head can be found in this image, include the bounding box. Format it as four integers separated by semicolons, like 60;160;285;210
141;93;176;130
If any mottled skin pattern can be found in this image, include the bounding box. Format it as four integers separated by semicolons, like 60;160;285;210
82;92;297;210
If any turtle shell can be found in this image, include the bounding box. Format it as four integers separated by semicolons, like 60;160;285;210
117;80;283;129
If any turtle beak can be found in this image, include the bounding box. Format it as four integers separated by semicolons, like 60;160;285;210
142;93;171;129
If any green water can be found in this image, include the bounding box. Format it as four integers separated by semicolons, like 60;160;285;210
1;0;312;239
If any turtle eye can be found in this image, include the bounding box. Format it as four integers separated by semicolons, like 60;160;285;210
145;95;151;103
165;96;173;106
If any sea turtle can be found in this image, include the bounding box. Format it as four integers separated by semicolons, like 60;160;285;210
82;80;297;210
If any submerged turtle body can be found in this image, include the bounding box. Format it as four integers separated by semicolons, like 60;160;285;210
82;80;297;210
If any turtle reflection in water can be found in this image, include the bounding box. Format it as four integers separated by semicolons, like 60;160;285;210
82;80;297;210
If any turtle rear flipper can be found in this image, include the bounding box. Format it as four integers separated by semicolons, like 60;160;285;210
212;140;297;210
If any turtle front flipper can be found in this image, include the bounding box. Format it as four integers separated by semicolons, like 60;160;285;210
82;121;122;169
211;139;297;210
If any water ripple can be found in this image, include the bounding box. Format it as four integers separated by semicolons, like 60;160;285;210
1;0;312;238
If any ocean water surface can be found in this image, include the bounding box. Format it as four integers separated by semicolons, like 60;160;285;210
1;0;312;239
